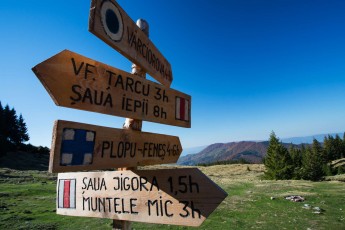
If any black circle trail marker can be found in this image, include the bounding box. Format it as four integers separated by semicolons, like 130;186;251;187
89;0;173;87
100;1;123;41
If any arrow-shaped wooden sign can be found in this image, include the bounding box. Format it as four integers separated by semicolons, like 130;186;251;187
57;168;227;227
89;0;172;87
32;50;191;128
49;120;182;173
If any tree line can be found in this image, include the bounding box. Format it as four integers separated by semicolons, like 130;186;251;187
264;132;345;181
0;101;30;155
0;101;52;157
197;158;250;167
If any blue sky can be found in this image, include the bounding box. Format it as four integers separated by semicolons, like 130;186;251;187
1;0;345;148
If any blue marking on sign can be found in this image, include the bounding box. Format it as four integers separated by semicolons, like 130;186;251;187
60;129;95;166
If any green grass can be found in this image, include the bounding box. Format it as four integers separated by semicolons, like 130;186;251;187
0;169;111;229
217;181;345;230
1;165;344;229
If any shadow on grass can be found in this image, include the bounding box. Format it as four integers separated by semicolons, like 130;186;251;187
0;152;49;171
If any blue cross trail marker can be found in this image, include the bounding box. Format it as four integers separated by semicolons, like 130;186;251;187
60;129;96;166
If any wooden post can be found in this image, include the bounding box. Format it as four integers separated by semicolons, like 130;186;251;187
112;18;149;230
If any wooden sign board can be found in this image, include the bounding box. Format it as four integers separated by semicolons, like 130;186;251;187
57;168;227;227
89;0;172;87
49;120;182;173
32;50;191;128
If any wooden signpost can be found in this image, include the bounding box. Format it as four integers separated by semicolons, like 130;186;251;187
57;168;227;227
89;0;173;87
32;50;191;128
49;120;182;173
32;0;227;228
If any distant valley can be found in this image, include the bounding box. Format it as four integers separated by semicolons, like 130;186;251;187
181;145;208;156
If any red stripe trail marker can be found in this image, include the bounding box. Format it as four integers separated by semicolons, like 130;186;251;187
58;179;76;209
63;180;71;208
176;97;190;121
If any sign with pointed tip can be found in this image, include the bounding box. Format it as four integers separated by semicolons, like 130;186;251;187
57;168;227;227
49;120;183;173
89;0;172;87
32;50;191;128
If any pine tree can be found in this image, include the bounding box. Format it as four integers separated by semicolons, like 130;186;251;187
301;139;324;181
333;135;343;160
322;135;337;175
264;132;293;180
289;145;302;179
0;102;5;155
0;102;30;155
0;101;3;138
264;132;280;179
17;114;29;144
341;133;345;159
4;106;19;145
322;135;332;164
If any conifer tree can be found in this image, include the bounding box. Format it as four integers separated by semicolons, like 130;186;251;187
289;145;302;179
334;135;344;160
5;106;19;144
322;135;333;164
0;101;3;138
321;136;334;175
0;102;5;155
339;133;345;159
0;101;30;155
17;114;29;144
264;132;293;180
301;139;324;181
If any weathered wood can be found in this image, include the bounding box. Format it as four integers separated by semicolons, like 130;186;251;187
89;0;172;87
49;120;182;173
114;18;148;230
123;19;149;132
32;50;191;128
56;168;228;227
113;19;149;230
113;167;135;230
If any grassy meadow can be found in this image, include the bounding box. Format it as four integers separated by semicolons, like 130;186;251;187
0;163;344;229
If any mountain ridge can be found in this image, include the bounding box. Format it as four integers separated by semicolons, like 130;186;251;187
184;132;344;154
178;132;344;166
178;141;270;165
281;132;344;144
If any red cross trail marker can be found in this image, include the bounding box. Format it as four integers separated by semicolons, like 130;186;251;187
32;50;191;128
57;168;228;227
89;0;173;87
49;120;183;173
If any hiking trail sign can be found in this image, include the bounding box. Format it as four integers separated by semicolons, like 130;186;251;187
89;0;172;87
31;0;228;228
57;168;227;227
32;49;191;128
49;120;182;173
